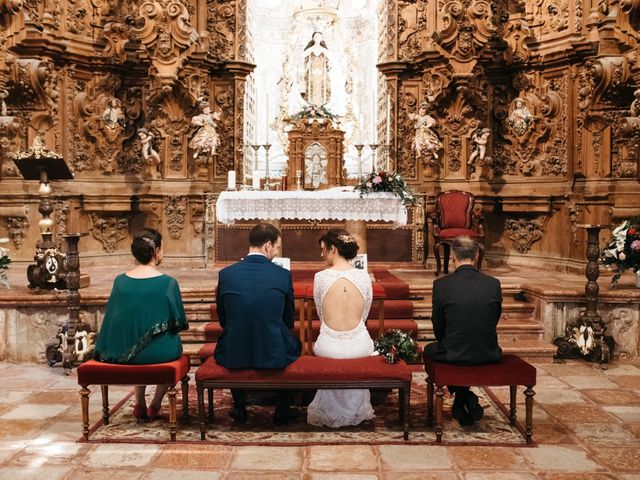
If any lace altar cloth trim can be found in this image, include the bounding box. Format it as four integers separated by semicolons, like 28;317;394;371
216;189;408;225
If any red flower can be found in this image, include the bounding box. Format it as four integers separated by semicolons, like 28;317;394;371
629;228;637;235
379;171;386;177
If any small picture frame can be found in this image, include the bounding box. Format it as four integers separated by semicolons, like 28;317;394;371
272;257;291;271
350;253;368;271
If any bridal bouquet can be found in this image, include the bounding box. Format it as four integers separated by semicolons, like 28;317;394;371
0;238;10;289
355;169;416;206
601;218;640;286
375;329;418;364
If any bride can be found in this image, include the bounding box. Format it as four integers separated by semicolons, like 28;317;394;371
307;229;376;427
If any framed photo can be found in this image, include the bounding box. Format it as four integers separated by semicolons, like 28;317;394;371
272;257;291;271
350;253;368;271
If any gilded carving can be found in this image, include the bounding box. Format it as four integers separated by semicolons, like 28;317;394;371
6;216;28;250
397;0;429;61
133;0;199;91
54;201;69;247
206;0;235;62
503;19;532;64
150;96;189;176
66;0;91;35
90;213;129;253
164;195;186;240
505;217;545;253
0;115;21;177
538;0;569;36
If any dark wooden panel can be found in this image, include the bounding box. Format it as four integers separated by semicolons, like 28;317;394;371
282;228;324;261
217;228;250;262
367;228;413;262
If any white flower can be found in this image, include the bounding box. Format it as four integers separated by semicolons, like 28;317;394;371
619;252;627;261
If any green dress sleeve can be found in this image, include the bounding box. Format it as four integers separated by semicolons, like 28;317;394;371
168;277;188;332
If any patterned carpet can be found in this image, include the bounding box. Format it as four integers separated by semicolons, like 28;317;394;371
83;373;532;446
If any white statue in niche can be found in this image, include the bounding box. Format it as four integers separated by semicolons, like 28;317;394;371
507;98;533;136
189;100;222;159
300;32;331;107
102;98;125;132
409;102;442;162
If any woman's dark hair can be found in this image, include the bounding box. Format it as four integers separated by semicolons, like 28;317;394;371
131;228;162;264
318;229;359;260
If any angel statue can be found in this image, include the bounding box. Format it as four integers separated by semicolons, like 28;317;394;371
409;102;442;162
138;128;161;166
189;100;222;160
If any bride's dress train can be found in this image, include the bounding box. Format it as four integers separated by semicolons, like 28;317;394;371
307;268;376;428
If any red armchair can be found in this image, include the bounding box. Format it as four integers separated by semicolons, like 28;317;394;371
430;190;485;276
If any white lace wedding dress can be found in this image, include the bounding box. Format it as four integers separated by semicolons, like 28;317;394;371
307;268;376;428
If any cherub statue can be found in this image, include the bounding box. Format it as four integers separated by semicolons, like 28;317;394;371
138;128;161;166
409;102;442;162
0;89;8;116
189;100;222;160
468;127;491;168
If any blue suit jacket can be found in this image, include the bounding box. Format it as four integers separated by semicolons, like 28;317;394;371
214;255;301;369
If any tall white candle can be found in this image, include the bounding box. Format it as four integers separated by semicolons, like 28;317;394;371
227;170;236;190
252;169;260;190
265;94;269;144
359;114;364;144
371;94;376;143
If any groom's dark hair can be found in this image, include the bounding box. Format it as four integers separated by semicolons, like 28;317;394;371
249;222;281;247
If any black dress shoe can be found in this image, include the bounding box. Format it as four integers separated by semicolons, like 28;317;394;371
273;406;299;426
229;406;247;424
464;391;484;422
451;400;474;427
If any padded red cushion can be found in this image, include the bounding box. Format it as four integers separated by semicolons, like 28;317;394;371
77;355;190;386
204;322;224;341
199;343;216;361
372;269;410;299
196;355;412;383
437;228;482;239
424;354;536;387
439;192;472;229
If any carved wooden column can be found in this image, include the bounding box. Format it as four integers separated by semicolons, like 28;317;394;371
226;62;255;181
62;233;82;374
378;62;407;173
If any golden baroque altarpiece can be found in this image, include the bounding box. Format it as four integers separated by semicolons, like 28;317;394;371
0;0;639;269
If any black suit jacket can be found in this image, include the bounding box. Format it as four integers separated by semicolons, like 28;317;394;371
430;264;502;365
214;255;301;369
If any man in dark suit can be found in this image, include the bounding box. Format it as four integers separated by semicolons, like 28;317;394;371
214;223;302;425
424;236;502;426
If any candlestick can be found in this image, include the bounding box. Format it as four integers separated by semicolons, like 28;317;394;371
227;170;236;190
263;143;271;191
369;144;379;172
355;144;365;181
265;94;269;144
295;169;302;191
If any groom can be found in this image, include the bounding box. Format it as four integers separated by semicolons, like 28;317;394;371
214;222;301;425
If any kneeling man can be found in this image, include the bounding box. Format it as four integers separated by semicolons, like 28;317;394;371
214;223;302;425
424;236;502;426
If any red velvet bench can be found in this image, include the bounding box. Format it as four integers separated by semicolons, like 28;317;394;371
77;354;191;441
196;355;413;440
424;354;537;444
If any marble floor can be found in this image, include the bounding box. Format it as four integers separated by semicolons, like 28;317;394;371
0;360;639;479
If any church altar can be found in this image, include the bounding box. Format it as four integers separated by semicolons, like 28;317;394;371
215;189;408;225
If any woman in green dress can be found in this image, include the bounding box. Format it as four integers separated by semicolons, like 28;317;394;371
94;228;188;420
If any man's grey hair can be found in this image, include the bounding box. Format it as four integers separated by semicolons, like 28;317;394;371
452;236;479;261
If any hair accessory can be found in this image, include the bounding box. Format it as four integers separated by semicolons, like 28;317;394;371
141;237;155;249
338;234;356;244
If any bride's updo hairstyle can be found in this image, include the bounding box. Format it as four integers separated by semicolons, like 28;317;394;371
319;229;359;260
131;228;162;265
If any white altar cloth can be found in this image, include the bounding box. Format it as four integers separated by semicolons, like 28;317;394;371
216;188;407;225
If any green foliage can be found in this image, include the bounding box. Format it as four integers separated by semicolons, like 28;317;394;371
374;329;418;364
288;104;337;122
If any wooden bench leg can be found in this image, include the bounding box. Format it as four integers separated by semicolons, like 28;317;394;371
402;383;411;441
181;375;190;424
197;385;206;440
426;378;434;426
524;385;535;444
168;385;177;442
80;385;90;440
100;385;109;425
207;388;214;424
435;385;444;443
